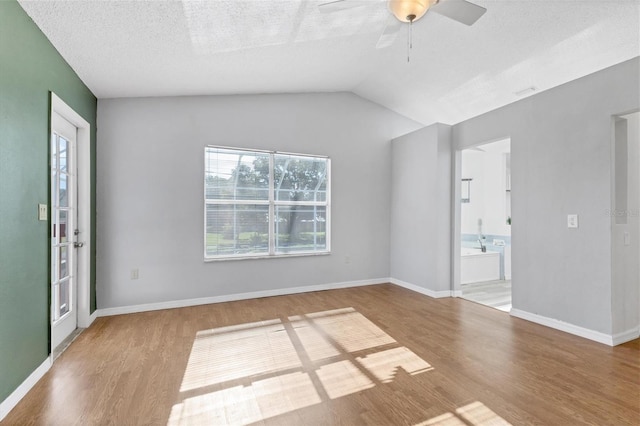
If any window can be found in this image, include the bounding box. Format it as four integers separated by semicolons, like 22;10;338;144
204;146;330;260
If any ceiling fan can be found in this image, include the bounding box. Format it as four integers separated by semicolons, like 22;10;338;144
319;0;487;49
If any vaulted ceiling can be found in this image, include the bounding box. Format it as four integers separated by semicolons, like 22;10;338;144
18;0;640;125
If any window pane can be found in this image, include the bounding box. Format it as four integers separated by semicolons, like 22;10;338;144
275;206;327;253
52;210;67;243
59;173;68;207
206;204;269;256
205;148;270;201
59;136;68;172
60;210;68;243
59;246;69;279
59;279;70;317
274;154;327;202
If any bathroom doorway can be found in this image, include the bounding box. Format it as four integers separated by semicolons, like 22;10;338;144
459;138;512;312
612;111;640;338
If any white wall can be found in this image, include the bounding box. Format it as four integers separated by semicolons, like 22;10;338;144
611;112;640;337
96;92;421;309
461;148;511;237
390;124;452;293
461;150;484;235
453;57;640;335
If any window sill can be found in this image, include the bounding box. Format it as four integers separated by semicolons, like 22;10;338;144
204;251;331;262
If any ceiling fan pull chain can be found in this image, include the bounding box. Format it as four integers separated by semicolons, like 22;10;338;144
407;20;412;63
410;19;413;50
407;15;415;63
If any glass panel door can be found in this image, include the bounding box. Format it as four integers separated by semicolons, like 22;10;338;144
51;112;78;350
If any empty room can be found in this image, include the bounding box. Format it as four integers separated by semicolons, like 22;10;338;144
1;0;639;425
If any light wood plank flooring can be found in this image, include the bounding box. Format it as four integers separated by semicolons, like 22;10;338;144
2;284;638;425
462;280;512;312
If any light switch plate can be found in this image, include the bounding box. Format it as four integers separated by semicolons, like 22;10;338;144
38;204;47;221
567;214;579;228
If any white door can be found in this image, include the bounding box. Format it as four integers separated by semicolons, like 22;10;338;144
51;112;79;350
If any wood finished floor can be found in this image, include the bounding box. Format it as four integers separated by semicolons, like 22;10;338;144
2;284;639;425
461;280;512;312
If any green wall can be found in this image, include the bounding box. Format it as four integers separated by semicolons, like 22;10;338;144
0;0;97;403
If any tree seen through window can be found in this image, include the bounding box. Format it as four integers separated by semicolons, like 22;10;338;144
204;147;330;259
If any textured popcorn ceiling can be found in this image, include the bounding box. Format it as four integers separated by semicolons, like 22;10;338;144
18;0;640;125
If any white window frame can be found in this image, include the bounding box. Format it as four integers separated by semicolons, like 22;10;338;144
204;145;331;261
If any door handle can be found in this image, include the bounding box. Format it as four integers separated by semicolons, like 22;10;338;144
73;229;84;248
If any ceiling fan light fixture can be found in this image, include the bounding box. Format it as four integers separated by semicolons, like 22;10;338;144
389;0;438;23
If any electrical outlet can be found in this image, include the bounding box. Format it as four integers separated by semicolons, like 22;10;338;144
38;204;47;221
344;256;351;264
567;214;579;229
131;269;139;280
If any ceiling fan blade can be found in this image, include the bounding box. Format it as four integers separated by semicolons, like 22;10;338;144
318;0;362;13
431;0;487;26
376;16;402;49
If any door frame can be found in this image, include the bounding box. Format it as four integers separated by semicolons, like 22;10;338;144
452;136;512;298
50;93;92;341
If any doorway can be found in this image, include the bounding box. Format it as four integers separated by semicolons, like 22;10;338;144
49;93;92;355
458;138;512;312
612;111;640;338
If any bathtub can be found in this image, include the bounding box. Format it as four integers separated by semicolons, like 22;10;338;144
461;248;501;284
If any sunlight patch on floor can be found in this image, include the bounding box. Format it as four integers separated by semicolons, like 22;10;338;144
180;319;301;392
415;401;512;426
291;307;396;353
415;412;467;426
456;401;512;425
169;371;320;425
357;346;433;383
316;360;375;399
170;307;434;425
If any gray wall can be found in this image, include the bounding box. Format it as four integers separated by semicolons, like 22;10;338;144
390;124;452;293
453;57;640;335
96;93;421;309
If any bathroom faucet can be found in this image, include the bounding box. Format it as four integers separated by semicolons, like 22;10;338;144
476;218;486;252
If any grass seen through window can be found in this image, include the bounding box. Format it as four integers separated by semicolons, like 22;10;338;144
204;146;330;259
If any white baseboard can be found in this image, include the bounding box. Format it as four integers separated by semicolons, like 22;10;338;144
96;278;388;317
612;326;640;346
0;357;51;421
510;308;616;346
390;278;452;299
451;290;463;298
